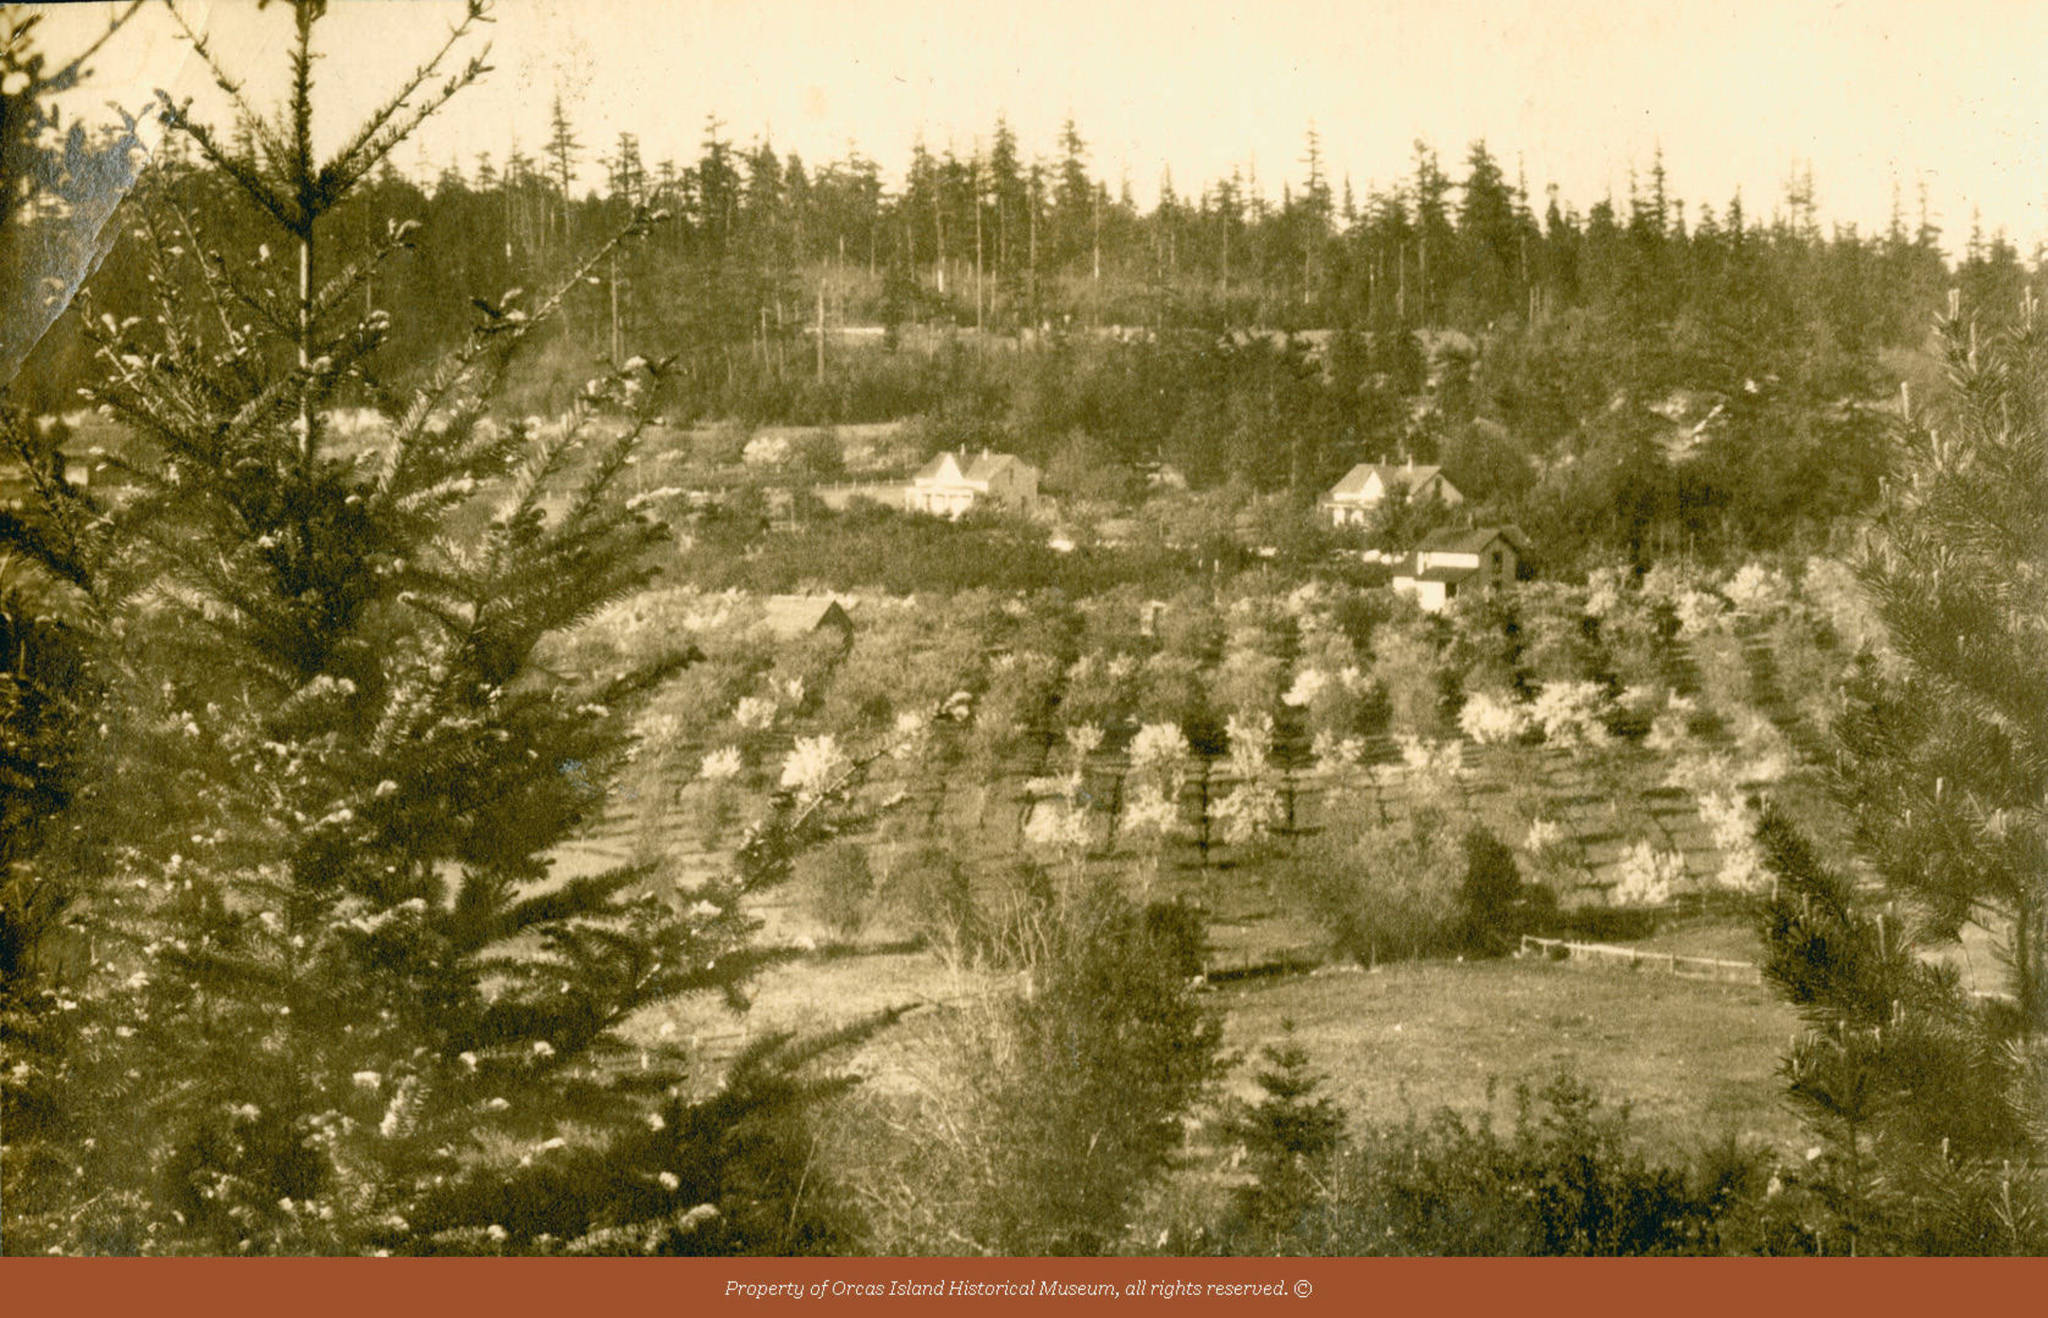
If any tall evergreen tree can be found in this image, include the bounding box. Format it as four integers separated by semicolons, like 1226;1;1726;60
544;93;581;200
1221;1023;1346;1252
1409;141;1454;324
1757;809;2044;1253
1840;302;2048;1021
1757;302;2048;1254
1456;140;1519;322
6;0;865;1256
1053;117;1094;280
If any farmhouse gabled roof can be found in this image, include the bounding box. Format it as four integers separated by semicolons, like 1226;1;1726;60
967;451;1029;482
912;452;959;483
914;450;1032;485
1328;462;1449;499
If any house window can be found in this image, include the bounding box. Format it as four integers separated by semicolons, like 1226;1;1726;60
1491;549;1504;576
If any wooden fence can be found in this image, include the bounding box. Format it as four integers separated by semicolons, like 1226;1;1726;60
1518;934;1763;985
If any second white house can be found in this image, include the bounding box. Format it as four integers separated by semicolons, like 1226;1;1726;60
908;450;1041;517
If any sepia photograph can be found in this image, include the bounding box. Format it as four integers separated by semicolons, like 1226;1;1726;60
2;0;2046;1262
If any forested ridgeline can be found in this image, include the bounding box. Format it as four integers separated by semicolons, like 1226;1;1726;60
30;110;2028;370
18;102;2041;575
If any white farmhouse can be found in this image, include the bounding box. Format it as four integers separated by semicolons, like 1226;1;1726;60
1320;460;1462;527
1392;526;1529;613
908;449;1040;517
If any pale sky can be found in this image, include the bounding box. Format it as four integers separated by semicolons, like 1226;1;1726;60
36;0;2048;254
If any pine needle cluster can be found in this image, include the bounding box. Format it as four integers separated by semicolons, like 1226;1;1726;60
1754;302;2048;1254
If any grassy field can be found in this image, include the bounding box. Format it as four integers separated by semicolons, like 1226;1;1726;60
1624;914;1767;962
625;939;1807;1160
1213;956;1805;1157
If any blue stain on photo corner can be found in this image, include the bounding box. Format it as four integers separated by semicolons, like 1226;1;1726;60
560;760;636;799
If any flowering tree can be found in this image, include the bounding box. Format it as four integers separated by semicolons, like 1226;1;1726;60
1531;681;1614;750
1215;714;1284;849
1395;734;1467;811
1119;721;1190;894
1722;562;1791;616
1643;692;1698;751
780;733;853;800
1694;789;1769;895
1059;650;1139;731
1212;612;1290;727
1519;817;1587;898
1289;647;1378;787
1022;770;1096;871
1610;841;1685;907
689;742;748;848
969;648;1062;835
1136;653;1227;859
1458;688;1532;745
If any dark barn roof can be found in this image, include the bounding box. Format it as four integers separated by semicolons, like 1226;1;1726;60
758;595;855;641
1415;525;1530;555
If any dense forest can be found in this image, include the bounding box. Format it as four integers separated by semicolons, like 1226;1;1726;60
32;103;2039;370
15;91;2045;574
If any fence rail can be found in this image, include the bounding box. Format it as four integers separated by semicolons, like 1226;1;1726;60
1518;934;1763;985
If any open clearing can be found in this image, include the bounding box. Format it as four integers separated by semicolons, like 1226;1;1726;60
1214;955;1804;1156
628;938;1804;1158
